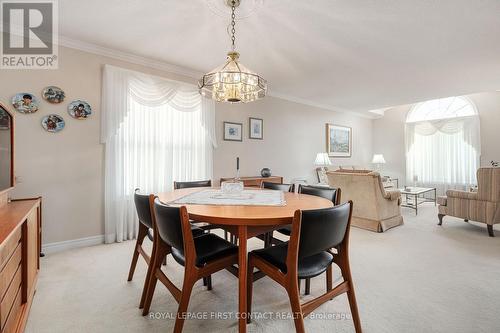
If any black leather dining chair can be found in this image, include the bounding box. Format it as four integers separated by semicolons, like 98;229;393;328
128;189;205;309
273;184;341;295
173;180;234;242
260;181;295;247
262;181;295;193
142;198;238;332
174;180;212;189
247;202;361;333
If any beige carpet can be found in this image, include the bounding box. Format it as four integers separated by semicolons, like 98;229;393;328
26;204;500;333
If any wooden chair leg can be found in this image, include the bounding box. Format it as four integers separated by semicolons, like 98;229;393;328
305;278;311;295
326;264;333;294
247;256;255;324
339;261;362;333
206;275;212;290
173;274;196;333
287;279;305;333
127;225;148;281
142;245;168;316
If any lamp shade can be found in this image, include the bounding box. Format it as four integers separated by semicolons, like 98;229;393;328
314;153;332;166
371;154;386;164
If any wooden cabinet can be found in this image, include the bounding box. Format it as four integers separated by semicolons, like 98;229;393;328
0;197;41;333
220;176;283;188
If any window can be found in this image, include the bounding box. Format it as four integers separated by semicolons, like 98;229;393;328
405;97;480;193
102;65;216;243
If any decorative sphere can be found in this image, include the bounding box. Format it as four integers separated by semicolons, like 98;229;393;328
261;168;271;177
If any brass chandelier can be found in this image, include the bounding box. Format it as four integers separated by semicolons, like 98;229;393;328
199;0;267;103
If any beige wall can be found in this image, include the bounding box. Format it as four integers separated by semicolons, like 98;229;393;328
214;97;373;184
0;46;373;245
0;46;194;245
372;91;500;184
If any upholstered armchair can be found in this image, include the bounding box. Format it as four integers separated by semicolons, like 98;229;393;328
438;167;500;237
326;170;404;232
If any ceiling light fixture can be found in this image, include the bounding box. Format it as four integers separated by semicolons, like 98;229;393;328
199;0;267;103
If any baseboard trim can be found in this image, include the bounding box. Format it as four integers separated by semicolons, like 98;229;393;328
42;235;105;254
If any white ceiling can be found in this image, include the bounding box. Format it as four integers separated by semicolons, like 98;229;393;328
59;0;500;114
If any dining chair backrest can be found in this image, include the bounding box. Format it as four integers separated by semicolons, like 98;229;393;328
297;202;352;259
174;180;212;190
153;198;187;252
134;189;153;229
298;184;341;205
262;181;295;192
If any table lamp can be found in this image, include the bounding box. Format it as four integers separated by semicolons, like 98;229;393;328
315;153;332;184
371;154;386;172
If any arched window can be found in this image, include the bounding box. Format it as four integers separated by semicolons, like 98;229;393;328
407;96;477;122
405;96;480;193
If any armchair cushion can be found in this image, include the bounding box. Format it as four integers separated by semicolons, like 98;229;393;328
446;189;478;200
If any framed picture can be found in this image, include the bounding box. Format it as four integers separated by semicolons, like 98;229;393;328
326;124;352;157
249;117;263;139
223;121;243;141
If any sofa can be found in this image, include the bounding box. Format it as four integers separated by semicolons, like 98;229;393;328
438;167;500;237
326;170;404;232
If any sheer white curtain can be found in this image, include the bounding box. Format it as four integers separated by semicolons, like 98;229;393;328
405;98;481;195
101;65;216;243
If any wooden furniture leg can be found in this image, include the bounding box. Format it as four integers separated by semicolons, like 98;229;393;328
127;223;148;281
238;226;248;333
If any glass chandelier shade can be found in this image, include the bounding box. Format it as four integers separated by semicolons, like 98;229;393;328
199;51;267;103
199;0;267;103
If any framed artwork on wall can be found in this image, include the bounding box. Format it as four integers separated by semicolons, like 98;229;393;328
326;123;352;157
223;121;243;141
249;117;263;139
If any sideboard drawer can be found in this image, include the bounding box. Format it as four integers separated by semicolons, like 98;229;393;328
0;227;21;272
1;286;21;333
0;244;21;300
0;266;21;329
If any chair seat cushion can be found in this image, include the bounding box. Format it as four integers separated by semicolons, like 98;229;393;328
276;225;292;236
251;243;334;279
171;233;238;267
437;196;447;206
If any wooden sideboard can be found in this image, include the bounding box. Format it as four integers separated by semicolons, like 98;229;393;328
0;195;41;333
219;176;283;188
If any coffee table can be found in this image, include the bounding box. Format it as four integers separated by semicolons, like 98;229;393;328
399;186;437;214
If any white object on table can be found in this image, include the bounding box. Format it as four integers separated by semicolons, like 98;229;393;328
171;189;286;206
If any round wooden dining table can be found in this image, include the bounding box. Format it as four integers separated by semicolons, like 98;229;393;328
158;187;333;333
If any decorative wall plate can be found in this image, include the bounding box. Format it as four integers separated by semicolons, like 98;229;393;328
68;100;92;119
12;93;39;114
42;86;65;103
41;114;65;133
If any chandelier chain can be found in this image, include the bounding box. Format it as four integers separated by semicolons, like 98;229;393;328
231;1;236;50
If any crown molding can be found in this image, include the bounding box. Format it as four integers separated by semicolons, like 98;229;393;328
267;90;376;119
57;35;373;118
58;35;203;79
